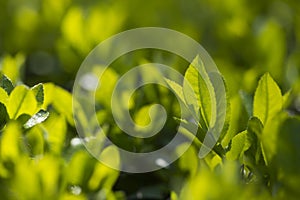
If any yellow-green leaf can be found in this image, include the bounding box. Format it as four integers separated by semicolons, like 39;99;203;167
43;83;74;126
7;85;37;119
183;56;213;129
0;87;9;106
43;113;67;154
253;73;282;124
226;130;251;161
0;122;22;162
0;53;25;84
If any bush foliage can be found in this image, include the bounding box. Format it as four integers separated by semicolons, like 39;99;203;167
1;0;300;199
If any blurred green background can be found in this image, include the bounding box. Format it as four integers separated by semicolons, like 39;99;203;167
1;0;300;199
1;0;300;91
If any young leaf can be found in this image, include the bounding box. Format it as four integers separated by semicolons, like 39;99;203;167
282;89;291;109
183;56;214;129
0;73;14;95
31;83;44;107
7;85;37;119
253;73;282;124
23;110;49;129
226;130;251;161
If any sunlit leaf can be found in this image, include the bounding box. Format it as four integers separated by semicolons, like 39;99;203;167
24;110;49;129
67;151;95;187
43;83;74;126
43;113;67;154
0;122;23;162
88;148;119;191
7;85;37;119
35;155;63;197
183;56;213;129
0;87;9;105
0;53;25;84
53;86;74;125
95;67;119;109
253;73;282;124
226;130;251;161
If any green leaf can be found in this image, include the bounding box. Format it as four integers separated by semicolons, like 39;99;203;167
239;90;253;117
7;85;38;119
53;86;74;125
247;117;263;138
23;110;49;129
282;89;291;109
88;146;120;190
0;103;8;130
25;126;45;156
0;122;23;162
0;87;9;130
183;56;213;129
43;113;67;154
221;95;242;148
0;73;14;95
226;130;251;161
31;83;44;107
165;78;187;106
95;67;119;109
67;150;96;186
0;87;9;106
262;112;288;165
212;73;230;142
176;143;198;176
0;53;25;84
43;83;74;126
247;117;266;164
183;56;228;158
253;73;282;124
42;83;55;109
